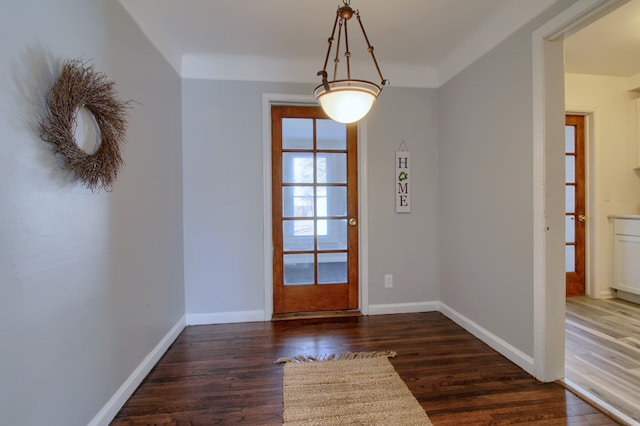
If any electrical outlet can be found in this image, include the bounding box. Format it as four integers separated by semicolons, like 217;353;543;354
384;274;393;288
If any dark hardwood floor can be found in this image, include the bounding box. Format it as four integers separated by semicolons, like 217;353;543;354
111;312;617;425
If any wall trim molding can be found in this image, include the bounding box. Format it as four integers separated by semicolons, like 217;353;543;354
439;303;535;375
368;301;439;315
186;310;265;326
358;119;370;315
185;304;440;324
88;316;186;426
261;93;371;319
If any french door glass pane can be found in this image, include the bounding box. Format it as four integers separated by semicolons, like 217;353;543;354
317;186;347;217
566;246;575;272
283;153;314;183
565;126;575;153
283;220;314;250
282;118;313;150
566;156;575;183
284;254;314;285
317;119;346;150
318;219;347;250
565;215;575;243
283;186;313;218
317;153;346;184
318;253;347;284
565;186;575;213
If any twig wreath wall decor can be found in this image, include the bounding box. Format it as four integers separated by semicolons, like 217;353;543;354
39;58;131;192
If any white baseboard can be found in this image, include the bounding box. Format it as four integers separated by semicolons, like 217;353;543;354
595;289;615;299
614;289;640;305
186;309;265;325
88;316;186;426
439;302;534;376
368;301;439;315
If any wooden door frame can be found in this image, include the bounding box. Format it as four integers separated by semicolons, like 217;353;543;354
565;109;595;298
261;93;370;320
565;114;587;296
270;105;359;314
533;0;627;382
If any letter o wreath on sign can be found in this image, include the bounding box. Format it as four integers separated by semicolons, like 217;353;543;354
39;58;131;192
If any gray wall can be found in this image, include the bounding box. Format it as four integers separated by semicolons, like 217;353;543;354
0;0;583;423
0;1;184;425
182;80;310;315
182;81;440;316
438;0;576;357
366;87;440;305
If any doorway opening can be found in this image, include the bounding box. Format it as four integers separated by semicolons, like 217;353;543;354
532;0;630;386
535;0;639;423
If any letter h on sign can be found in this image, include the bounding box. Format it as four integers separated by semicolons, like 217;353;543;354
395;150;410;213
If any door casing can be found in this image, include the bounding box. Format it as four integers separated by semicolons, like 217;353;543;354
261;93;370;320
271;104;359;314
565;114;587;297
565;109;595;298
533;0;627;382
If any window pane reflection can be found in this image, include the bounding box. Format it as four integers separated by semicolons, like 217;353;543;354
566;215;575;243
284;254;314;285
283;153;314;183
317;186;347;217
283;220;314;250
318;253;347;284
565;186;575;213
317;119;346;150
318;219;347;251
283;186;313;218
566;246;575;273
565;126;575;153
566;156;575;183
317;153;346;183
283;118;313;150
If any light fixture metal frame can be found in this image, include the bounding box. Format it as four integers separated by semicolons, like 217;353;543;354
314;0;388;119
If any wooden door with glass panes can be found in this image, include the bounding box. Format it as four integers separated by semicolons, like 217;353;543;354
565;115;586;296
271;105;358;315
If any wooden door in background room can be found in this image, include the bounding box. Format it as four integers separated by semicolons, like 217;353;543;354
565;114;586;297
271;105;359;316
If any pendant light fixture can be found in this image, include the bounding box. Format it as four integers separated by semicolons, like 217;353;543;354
314;0;387;124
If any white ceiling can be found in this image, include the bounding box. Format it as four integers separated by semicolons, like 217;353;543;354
565;0;640;77
119;0;640;86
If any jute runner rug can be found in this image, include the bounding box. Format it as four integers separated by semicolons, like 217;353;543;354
276;351;432;426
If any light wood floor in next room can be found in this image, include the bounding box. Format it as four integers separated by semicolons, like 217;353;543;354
111;312;617;425
566;296;640;425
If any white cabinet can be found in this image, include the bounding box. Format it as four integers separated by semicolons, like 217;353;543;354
611;217;640;297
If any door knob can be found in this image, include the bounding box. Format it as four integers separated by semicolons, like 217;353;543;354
348;218;357;226
578;215;586;222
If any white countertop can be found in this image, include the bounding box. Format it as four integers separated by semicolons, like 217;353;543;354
609;215;640;220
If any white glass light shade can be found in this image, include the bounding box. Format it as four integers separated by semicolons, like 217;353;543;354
314;80;381;124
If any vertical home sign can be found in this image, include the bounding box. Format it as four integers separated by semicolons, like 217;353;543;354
396;149;410;212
